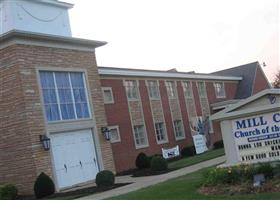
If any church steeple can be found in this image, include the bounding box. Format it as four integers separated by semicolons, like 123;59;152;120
0;0;73;36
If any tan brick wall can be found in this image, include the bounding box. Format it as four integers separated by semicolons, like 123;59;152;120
0;44;115;194
169;99;181;120
129;101;145;125
150;100;164;123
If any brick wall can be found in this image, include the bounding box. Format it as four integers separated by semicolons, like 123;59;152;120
252;66;271;94
0;44;115;194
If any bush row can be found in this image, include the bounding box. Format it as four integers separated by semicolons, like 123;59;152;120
135;152;168;171
0;184;18;200
203;162;277;186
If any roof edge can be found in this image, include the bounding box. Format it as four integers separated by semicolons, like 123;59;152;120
98;67;243;81
0;30;107;50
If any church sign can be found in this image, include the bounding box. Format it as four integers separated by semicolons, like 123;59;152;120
232;112;280;163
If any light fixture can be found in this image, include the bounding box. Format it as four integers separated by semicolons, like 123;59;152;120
39;135;51;151
101;127;111;141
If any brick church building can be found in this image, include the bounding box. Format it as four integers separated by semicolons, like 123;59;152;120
0;0;271;194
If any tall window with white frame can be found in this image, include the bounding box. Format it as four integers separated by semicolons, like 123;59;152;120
124;80;138;100
155;122;167;143
147;80;160;99
182;81;193;98
133;125;148;148
213;82;226;98
39;71;90;122
197;82;207;98
166;81;177;99
173;120;184;139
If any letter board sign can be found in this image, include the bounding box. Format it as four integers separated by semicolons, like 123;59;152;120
232;112;280;163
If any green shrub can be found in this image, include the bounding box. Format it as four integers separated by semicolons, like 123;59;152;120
273;162;280;177
0;184;18;200
150;156;168;172
238;164;255;180
34;172;55;199
255;162;274;179
180;146;196;157
135;152;150;169
213;140;224;149
203;167;240;186
96;170;115;187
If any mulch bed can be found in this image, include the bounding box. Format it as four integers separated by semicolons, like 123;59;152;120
17;183;131;200
198;178;280;196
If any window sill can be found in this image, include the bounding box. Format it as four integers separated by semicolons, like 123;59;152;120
216;96;226;99
104;101;115;104
157;140;169;145
175;136;186;141
128;98;140;102
47;118;93;125
135;144;149;149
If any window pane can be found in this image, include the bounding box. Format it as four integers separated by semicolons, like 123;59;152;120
70;73;90;119
40;72;60;121
75;103;90;118
55;72;75;120
70;72;84;88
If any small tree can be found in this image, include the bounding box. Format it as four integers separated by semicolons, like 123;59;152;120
272;70;280;88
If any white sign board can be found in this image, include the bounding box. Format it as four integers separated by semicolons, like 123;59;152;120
232;112;280;163
193;134;208;154
162;145;180;159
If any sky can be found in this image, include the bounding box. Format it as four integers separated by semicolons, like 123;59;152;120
67;0;279;81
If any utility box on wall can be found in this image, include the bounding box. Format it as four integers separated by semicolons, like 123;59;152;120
211;89;280;166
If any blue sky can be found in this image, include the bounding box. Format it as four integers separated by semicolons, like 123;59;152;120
68;0;279;81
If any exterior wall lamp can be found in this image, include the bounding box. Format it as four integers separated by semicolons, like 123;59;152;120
39;135;51;151
101;127;111;141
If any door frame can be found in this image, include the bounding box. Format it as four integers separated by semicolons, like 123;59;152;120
49;128;100;191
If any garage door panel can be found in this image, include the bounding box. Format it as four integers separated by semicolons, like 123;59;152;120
50;129;99;189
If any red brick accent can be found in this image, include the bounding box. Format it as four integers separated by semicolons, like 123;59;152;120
252;66;271;94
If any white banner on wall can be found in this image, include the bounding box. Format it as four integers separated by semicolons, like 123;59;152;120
193;134;208;154
232;112;280;163
162;145;180;159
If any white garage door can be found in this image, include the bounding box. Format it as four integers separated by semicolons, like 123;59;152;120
50;129;99;189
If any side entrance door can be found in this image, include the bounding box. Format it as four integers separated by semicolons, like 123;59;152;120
50;129;99;189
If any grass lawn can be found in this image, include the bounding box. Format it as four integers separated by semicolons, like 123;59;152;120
168;148;225;169
107;168;280;200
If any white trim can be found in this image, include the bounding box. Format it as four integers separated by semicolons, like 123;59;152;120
98;68;242;81
213;81;226;98
133;124;149;149
181;81;194;99
165;80;177;99
173;119;185;140
123;79;140;101
39;71;91;122
147;80;169;145
108;125;121;143
124;79;150;149
102;87;114;104
196;81;214;133
211;89;280;121
146;80;160;100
